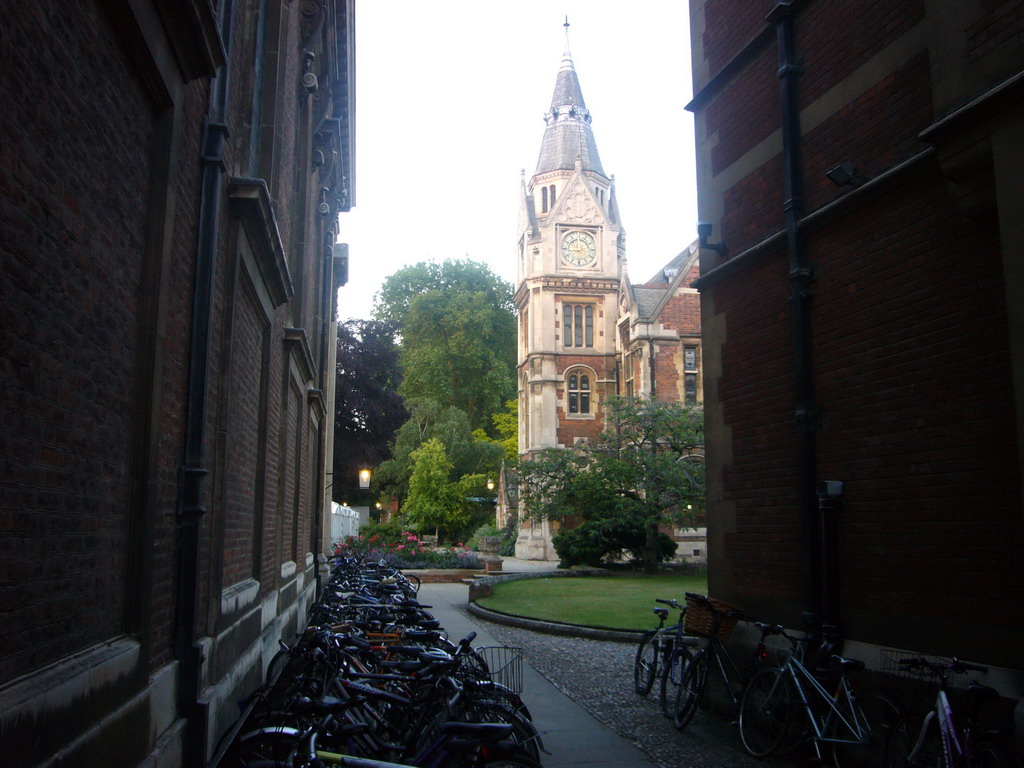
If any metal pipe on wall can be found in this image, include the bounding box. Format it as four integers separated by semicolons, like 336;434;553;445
768;0;836;647
176;2;234;766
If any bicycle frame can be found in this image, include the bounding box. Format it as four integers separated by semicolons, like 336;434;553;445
781;656;870;751
701;634;748;711
932;687;971;768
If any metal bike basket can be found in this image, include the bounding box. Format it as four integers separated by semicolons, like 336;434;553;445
880;649;948;709
477;646;524;694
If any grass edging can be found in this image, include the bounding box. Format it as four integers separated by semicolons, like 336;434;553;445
466;569;647;642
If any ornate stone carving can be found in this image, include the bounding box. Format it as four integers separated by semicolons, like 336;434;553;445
300;0;327;47
556;182;599;223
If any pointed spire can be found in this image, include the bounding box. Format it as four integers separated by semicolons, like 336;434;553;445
534;19;605;177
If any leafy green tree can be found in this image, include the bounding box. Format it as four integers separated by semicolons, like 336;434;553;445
518;397;705;572
372;260;516;434
375;399;503;503
402;438;461;538
472;399;519;464
401;439;487;541
373;259;515;328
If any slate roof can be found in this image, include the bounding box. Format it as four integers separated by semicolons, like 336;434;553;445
535;49;606;177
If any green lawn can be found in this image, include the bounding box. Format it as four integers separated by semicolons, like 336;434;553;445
475;572;708;630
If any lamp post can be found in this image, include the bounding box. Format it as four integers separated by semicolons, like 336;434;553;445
358;468;371;490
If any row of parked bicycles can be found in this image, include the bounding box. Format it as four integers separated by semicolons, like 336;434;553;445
217;556;545;768
633;593;1014;767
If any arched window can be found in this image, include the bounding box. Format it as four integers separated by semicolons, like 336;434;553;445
567;371;591;415
549;185;556;208
541;186;548;213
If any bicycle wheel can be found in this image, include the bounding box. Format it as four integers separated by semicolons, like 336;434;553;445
659;644;692;718
968;738;1011;768
739;666;794;758
633;631;660;696
830;693;902;768
884;713;942;768
483;757;544;768
672;649;709;730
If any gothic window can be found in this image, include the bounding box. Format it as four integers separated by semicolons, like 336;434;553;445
567;371;591;415
541;186;548;213
684;345;699;404
562;304;593;348
549;184;556;208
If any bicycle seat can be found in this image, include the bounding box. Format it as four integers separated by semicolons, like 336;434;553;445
831;655;865;672
654;608;669;619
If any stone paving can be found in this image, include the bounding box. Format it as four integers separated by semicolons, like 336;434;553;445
473;617;796;768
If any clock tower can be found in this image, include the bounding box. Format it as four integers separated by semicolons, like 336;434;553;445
513;26;625;559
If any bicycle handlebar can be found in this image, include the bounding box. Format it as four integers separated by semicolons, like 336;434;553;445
655;598;684;608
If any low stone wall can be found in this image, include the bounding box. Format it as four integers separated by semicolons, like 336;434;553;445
405;569;478;583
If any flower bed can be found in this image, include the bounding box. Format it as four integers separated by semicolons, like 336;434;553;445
333;529;481;571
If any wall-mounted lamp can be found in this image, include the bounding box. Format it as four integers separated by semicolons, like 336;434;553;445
696;222;728;258
826;162;864;188
358;468;371;489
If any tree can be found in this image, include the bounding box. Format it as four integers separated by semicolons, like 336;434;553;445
332;320;407;504
373;259;515;328
402;438;474;540
372;260;516;434
375;398;503;504
518;397;705;572
473;399;519;464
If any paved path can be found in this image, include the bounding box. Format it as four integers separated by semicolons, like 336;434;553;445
419;582;659;768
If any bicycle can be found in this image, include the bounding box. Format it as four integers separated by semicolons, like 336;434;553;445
883;657;1010;768
738;641;901;767
670;594;791;731
632;597;695;718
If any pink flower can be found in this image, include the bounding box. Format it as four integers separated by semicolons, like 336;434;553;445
397;544;405;550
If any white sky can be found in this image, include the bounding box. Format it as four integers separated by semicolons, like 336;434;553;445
337;1;697;322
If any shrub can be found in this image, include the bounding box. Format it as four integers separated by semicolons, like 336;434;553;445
552;517;677;568
466;523;502;551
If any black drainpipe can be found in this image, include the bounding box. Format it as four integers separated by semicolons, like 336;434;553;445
768;1;834;648
176;2;234;766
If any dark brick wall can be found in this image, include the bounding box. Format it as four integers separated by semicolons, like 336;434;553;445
1;0;348;761
0;1;156;683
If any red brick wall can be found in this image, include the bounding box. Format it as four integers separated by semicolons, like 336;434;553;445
802;52;932;212
702;0;774;74
810;170;1021;643
795;0;925;108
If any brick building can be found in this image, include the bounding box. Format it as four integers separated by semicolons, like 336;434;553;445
688;0;1023;729
0;2;354;766
512;31;705;561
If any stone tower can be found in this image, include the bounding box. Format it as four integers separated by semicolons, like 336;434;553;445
514;27;625;559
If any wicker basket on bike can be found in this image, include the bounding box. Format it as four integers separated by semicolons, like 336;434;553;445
684;593;743;641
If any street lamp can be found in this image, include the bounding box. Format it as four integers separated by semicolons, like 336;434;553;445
358;468;371;489
486;478;495;491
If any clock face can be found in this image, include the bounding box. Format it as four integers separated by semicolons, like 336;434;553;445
561;231;597;266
